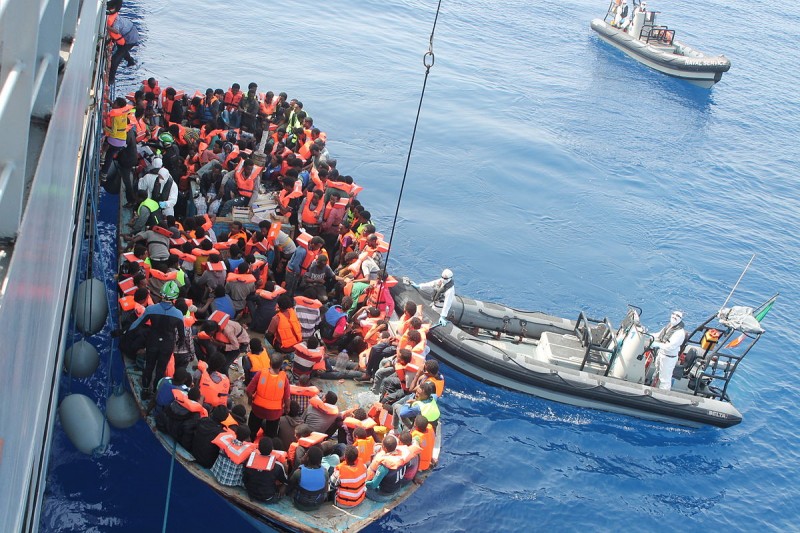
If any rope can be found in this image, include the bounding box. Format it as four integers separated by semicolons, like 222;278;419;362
379;0;443;283
161;438;178;533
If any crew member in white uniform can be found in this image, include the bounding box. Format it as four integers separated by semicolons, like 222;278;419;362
651;310;686;391
139;160;178;217
409;269;455;327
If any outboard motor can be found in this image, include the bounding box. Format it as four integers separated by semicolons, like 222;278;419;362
609;308;648;383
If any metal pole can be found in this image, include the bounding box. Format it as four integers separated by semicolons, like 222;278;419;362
718;254;755;312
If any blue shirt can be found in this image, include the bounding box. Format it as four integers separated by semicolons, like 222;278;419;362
287;246;307;274
213;295;236;318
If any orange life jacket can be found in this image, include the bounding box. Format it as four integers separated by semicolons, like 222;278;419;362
368;404;393;430
338;230;357;257
411;423;436;471
233;161;262;198
274;308;302;350
292;343;326;371
245;450;276;472
197;360;230;407
289;384;321;398
169;248;197;264
354;437;375;468
118;277;137;296
270;449;289;470
142;80;161;97
148;268;178;282
308;394;339;416
226;272;257;284
118;295;145;316
246;349;270;375
223;89;243;111
288;431;327;466
300;192;325;225
106;13;124;45
343;417;377;430
172;389;208;418
252;370;288;411
335;462;367;507
212;432;257;465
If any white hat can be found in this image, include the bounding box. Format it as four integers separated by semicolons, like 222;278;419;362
671;310;683;320
151;157;163;169
157;167;170;179
441;268;453;280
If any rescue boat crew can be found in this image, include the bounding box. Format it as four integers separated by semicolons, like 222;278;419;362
651;310;687;391
409;268;455;327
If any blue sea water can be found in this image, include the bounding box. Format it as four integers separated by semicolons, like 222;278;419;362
40;0;800;531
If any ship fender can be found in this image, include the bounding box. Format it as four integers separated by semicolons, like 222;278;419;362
63;339;99;378
59;394;111;455
105;385;140;428
74;278;109;335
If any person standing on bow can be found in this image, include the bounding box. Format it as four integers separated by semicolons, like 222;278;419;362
408;269;455;327
651;310;687;391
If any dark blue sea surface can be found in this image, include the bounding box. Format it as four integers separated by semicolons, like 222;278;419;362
41;0;800;531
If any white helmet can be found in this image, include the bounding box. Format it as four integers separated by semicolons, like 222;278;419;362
151;157;163;169
441;268;453;280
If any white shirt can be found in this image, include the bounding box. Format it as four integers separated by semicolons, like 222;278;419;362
419;278;455;320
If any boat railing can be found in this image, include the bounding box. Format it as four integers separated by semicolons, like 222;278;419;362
575;312;618;375
640;25;675;45
681;314;759;402
603;1;617;23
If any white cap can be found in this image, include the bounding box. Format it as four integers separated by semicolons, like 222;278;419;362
151;157;163;169
158;167;170;179
441;268;453;280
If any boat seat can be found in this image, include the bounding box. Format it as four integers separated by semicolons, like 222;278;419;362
537;332;586;366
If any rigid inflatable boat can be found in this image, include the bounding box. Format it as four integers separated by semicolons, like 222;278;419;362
392;282;775;428
591;1;730;87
